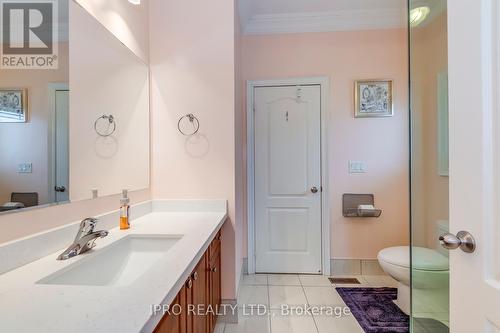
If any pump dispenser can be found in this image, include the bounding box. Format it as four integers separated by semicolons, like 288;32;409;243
120;189;130;230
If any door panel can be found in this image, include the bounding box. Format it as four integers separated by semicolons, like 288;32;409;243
55;90;69;203
268;208;309;251
254;85;322;274
268;100;308;195
447;0;500;331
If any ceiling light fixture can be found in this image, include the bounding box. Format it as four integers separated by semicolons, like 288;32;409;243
128;0;140;5
410;6;430;27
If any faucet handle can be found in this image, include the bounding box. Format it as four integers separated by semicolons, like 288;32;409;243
74;217;98;241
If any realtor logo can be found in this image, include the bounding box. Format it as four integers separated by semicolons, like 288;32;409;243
0;0;58;69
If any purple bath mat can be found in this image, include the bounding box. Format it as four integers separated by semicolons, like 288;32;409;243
336;287;409;333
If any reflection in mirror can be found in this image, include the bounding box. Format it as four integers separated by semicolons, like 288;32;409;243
69;1;150;201
0;0;69;213
0;0;150;214
409;0;449;330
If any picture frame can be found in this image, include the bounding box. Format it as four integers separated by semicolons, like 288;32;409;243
0;88;28;123
354;80;393;118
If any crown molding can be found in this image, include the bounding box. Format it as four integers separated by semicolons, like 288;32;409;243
243;8;407;35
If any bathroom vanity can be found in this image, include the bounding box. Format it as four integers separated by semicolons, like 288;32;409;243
0;200;227;333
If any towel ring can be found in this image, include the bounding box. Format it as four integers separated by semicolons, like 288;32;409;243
94;114;116;137
178;114;200;136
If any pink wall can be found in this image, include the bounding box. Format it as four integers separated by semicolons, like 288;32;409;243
241;29;410;259
149;0;238;299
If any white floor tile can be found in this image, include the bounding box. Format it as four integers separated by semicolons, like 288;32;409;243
303;286;346;306
299;275;333;287
268;274;301;286
224;314;271;333
237;285;269;307
269;286;308;309
363;275;399;288
213;321;225;333
271;311;318;333
314;314;364;333
242;274;268;286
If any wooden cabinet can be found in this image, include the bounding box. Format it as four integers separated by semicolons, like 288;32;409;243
192;253;208;333
154;294;181;333
154;229;222;333
208;231;221;332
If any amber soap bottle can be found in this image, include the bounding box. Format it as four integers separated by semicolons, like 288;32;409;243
120;189;130;230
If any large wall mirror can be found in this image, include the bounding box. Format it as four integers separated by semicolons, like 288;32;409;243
0;0;150;213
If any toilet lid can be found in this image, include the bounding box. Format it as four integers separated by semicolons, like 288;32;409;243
378;246;449;271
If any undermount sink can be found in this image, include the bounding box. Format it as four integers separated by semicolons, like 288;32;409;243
37;235;183;287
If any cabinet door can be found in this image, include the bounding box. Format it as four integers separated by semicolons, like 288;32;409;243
192;253;208;333
209;242;221;331
154;295;181;333
178;283;191;333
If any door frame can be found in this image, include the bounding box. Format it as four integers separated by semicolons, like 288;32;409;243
47;83;70;203
246;77;331;275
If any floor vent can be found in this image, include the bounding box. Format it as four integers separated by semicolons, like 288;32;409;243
328;277;361;284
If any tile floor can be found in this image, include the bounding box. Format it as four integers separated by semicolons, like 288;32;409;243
215;274;399;333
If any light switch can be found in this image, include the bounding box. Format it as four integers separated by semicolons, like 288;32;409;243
349;161;367;174
17;163;32;173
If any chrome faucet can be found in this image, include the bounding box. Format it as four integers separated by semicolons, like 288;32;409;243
57;218;109;260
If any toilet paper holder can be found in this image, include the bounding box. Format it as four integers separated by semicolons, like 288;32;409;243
343;193;382;218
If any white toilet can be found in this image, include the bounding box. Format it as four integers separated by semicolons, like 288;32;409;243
378;246;449;314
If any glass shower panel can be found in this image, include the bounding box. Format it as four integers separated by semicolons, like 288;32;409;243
409;0;450;332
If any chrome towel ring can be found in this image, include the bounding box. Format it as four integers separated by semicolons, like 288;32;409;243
178;113;200;136
94;114;116;137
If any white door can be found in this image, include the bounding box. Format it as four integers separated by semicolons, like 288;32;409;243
55;90;69;202
448;0;500;331
254;85;322;274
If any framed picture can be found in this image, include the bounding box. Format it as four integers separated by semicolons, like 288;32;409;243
0;89;28;123
354;80;393;118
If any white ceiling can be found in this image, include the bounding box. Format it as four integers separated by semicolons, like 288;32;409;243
238;0;444;35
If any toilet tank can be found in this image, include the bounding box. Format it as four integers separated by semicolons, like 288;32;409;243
435;220;449;256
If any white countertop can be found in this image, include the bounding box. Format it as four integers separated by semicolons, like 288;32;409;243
0;203;227;333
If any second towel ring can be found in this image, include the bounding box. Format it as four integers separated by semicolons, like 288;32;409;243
94;114;116;137
178;114;200;136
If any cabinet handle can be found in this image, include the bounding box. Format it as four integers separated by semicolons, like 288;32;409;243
192;271;198;281
186;278;193;289
211;267;217;273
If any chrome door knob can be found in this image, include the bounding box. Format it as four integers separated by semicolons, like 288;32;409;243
439;231;476;253
311;187;319;194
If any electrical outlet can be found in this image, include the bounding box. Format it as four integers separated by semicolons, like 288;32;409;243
17;163;32;173
349;161;367;174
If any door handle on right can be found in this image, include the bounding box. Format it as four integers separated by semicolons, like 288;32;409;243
439;231;476;253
